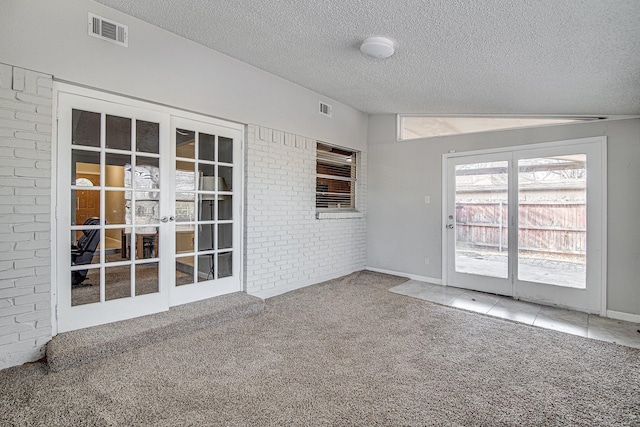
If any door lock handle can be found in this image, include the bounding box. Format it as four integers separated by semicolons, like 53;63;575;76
446;224;454;229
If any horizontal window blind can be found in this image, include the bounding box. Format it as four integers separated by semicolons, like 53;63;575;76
316;143;356;210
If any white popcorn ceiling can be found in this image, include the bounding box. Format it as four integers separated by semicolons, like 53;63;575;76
94;0;640;115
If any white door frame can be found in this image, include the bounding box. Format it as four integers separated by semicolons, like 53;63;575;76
52;83;245;334
442;136;607;315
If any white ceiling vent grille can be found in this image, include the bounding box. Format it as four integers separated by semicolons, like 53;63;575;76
319;102;332;117
88;13;128;47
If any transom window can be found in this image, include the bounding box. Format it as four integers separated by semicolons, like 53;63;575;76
316;143;357;210
399;116;601;140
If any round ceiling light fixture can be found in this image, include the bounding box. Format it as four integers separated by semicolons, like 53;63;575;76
360;36;395;59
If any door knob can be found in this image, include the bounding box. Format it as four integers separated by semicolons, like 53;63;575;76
446;224;454;229
169;216;175;222
161;216;169;223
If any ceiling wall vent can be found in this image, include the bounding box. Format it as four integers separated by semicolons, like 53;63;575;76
88;13;128;47
319;102;332;117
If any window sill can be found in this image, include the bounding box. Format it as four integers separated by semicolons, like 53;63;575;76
316;211;365;220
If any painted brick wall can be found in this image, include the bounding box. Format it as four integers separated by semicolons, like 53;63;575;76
244;125;367;297
0;64;53;369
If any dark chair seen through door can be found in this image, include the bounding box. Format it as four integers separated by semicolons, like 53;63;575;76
71;217;102;286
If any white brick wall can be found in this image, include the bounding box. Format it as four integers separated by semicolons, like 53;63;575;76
245;124;367;297
0;67;366;367
0;64;53;369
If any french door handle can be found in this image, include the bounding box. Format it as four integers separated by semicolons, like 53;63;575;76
446;224;454;229
169;216;175;222
161;216;169;223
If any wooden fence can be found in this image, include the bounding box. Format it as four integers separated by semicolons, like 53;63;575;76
455;201;586;258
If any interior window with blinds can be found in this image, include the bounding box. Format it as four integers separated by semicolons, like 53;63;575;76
316;143;357;210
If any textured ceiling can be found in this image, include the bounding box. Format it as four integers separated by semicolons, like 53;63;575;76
94;0;640;115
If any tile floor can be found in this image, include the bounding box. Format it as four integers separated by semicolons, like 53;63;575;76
390;280;640;349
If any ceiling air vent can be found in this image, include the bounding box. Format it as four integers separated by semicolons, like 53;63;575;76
88;13;128;47
319;102;332;117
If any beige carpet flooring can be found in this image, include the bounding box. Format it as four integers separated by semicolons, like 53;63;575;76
1;271;639;426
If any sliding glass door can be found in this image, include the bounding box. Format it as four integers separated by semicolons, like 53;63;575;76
444;138;605;313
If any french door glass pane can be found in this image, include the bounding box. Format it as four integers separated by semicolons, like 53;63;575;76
72;109;100;147
71;188;100;227
455;161;509;279
176;256;195;286
106;153;130;187
198;132;215;161
219;166;233;191
218;224;232;249
104;193;126;225
107;227;127;262
105;265;131;301
176;129;195;159
218;197;232;220
71;268;100;306
106;115;132;150
218;253;232;279
219;137;233;163
198;164;215;186
517;155;587;288
71;151;100;186
176;228;194;253
71;229;100;267
136;263;159;295
198;224;214;251
198;254;214;282
136;120;159;154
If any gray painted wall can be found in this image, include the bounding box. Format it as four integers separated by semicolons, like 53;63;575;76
367;115;640;316
0;0;368;151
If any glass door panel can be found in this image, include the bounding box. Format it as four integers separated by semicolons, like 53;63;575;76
454;161;509;279
175;255;195;286
446;153;513;296
517;155;587;288
513;142;604;313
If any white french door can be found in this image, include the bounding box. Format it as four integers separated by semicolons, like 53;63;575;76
56;92;171;331
55;86;243;332
168;117;243;306
444;137;606;314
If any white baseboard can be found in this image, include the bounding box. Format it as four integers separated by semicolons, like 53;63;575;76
248;268;361;300
365;266;442;286
606;310;640;324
